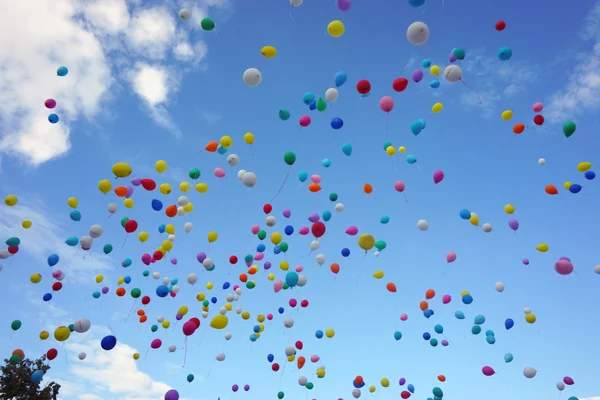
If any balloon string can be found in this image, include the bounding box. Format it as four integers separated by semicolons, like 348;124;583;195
288;10;295;20
271;171;290;202
122;233;129;248
460;79;482;104
386;113;389;131
183;337;188;367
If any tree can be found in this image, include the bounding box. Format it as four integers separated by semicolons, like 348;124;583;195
0;355;60;400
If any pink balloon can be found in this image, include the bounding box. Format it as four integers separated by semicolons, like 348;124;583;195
299;227;309;235
150;339;162;349
266;313;273;320
563;376;574;385
273;280;283;293
311;175;321;184
532;102;543;112
379;96;395;113
289;298;298;307
433;170;444;184
345;226;359;235
251;224;260;234
482;366;495;376
141;253;151;265
214;168;225;178
182;321;196;336
310;355;320;363
554;259;574;275
44;99;57;109
254;252;264;261
299;115;311;127
399;313;408;321
442;294;452;304
446;252;457;263
233;284;239;290
52;270;62;279
295;265;303;272
394;181;405;192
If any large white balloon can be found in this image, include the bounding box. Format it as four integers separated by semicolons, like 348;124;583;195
325;88;339;102
243;68;262;87
224;332;232;340
284;346;295;356
203;258;214;269
80;236;93;250
265;216;277;227
523;367;537;378
406;21;429;45
169;344;177;353
227;154;240;166
89;225;103;238
444;65;462;83
352;388;361;399
179;8;190;21
298;376;308;386
74;318;91;333
524;307;532;314
494;282;504;292
283;317;294;328
216;352;226;361
417;219;429;231
0;249;12;259
152;272;160;279
177;196;189;206
184;222;193;233
242;172;257;188
290;0;303;6
297;274;307;287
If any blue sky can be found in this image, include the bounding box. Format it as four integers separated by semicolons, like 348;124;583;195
1;0;600;399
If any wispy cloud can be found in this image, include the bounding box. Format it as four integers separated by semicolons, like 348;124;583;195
404;56;417;72
198;109;223;125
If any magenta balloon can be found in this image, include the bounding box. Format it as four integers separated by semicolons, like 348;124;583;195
433;170;444;184
254;252;264;261
182;321;196;336
164;389;180;400
345;226;358;235
379;96;395;112
559;256;571;261
412;69;424;83
442;294;451;304
446;252;457;263
299;226;309;235
44;99;57;109
441;339;449;346
508;219;519;231
563;376;574;385
554;259;574;275
337;0;351;11
150;339;162;349
299;115;311;127
449;54;457;63
394;181;406;192
141;253;151;265
482;366;495;376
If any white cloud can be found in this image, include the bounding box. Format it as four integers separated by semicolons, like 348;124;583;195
126;7;176;60
173;41;209;65
198;109;222;124
84;0;130;35
0;198;114;283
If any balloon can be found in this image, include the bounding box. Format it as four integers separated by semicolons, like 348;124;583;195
101;335;117;350
386;282;397;292
444;65;462;82
57;66;68;76
342;143;353;156
545;185;558;195
356;79;371;95
554;259;574;275
501;110;513;120
504;353;514;363
379;96;394;112
243;68;262;87
112;162;132;178
261;46;277;58
563;376;575;385
430;65;440;76
495;20;506;31
563;121;576;137
513;123;525;134
482;366;495;376
412;69;424;83
577;161;592;172
523;367;537;379
433;170;444;184
446;252;457;263
407;21;429;45
452;47;466;60
508;219;519;231
327;20;345;37
417;219;428;231
393;78;408;92
498;46;513;61
358;234;375;251
331;117;344;129
334;71;347;87
337;0;351;11
432;102;443;112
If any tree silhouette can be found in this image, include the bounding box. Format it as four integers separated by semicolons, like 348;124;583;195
0;356;60;400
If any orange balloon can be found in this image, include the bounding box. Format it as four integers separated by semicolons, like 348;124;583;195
12;349;24;360
355;376;364;385
116;287;126;297
205;141;219;152
330;263;340;274
438;375;446;382
139;315;148;323
297;355;306;369
513;123;525;134
165;204;178;217
239;273;248;283
247;266;257;275
386;282;397;292
419;300;429;311
308;183;321;193
364;183;373;194
545;184;558;195
114;186;127;197
136;309;145;316
425;289;436;299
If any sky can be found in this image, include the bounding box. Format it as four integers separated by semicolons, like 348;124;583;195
1;0;600;399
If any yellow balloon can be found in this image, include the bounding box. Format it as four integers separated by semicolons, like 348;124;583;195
162;320;170;329
525;313;536;324
563;181;572;190
381;378;390;387
67;197;78;209
501;110;513;121
208;231;218;243
398;146;406;154
325;328;335;338
196;292;206;301
210;314;229;329
183;202;194;213
317;369;326;378
373;270;384;279
95;274;104;284
327;20;345;37
287;355;295;362
206;282;214;290
271;232;282;245
180;182;191;192
241;311;250;320
243;132;255;145
279;261;289;271
386;146;396;156
224;303;232;311
155;160;167;173
123;198;134;208
162;240;173;252
157;247;167;256
118;276;125;285
536;243;549;252
138;231;149;243
255;332;261;339
39;331;49;340
21;220;32;229
112;162;132;178
133;352;140;360
257;314;265;323
258;323;264;332
358;234;375;251
202;306;209;312
461;290;470;297
577;161;592;172
165;224;175;234
54;326;71;342
430;65;440;76
432;102;443;113
267;273;275;281
178;306;189;316
504;204;515;214
98;179;112;194
369;386;376;393
469;213;479;226
159;183;172;195
30;273;42;284
195;183;208;193
261;45;277;58
4;195;17;207
220;135;233;148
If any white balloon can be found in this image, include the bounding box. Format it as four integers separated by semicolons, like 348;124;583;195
265;216;276;227
177;196;189;206
243;68;262;87
152;272;160;279
297;274;307;287
325;88;339;102
224;333;232;340
316;254;326;265
0;249;11;259
74;318;91;333
78;352;86;360
352;388;361;399
523;367;537;379
177;206;186;216
187;273;198;285
80;236;93;250
595;264;600;274
482;223;492;232
163;277;171;285
335;203;344;212
179;8;190;20
233;294;240;301
494;282;504;292
290;0;303;6
227;154;240;166
202;311;209;318
235;288;243;295
406;21;429;45
242;172;257;188
524;307;531;314
107;203;118;213
184;222;193;233
169;345;177;353
310;240;320;251
203;258;214;269
216;352;226;361
55;271;65;281
538;158;546;165
226;294;234;302
89;225;103;238
219;307;227;315
374;251;380;257
172;285;180;293
237;169;247;180
157;316;164;323
444;65;462;83
417;219;429;231
284;346;295;356
298;376;308;386
283;317;294;328
235;307;243;314
556;382;565;391
168;234;176;241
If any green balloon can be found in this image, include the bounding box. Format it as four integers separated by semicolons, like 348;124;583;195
563;121;576;137
316;98;327;112
257;230;267;240
279;242;289;253
246;281;256;289
103;244;113;254
201;17;215;31
329;192;338;201
279;109;290;121
189;168;201;179
277;391;285;399
203;300;209;307
306;382;314;390
374;240;387;251
68;324;75;332
151;324;158;332
131;288;141;298
283;152;296;166
383;141;393;151
143;270;150;277
187;374;195;382
5;237;20;246
11;320;21;331
282;282;289;290
9;355;20;365
429;338;438;347
432;387;443;397
120;217;129;228
452;47;466;60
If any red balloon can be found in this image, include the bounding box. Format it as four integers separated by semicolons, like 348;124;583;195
7;246;18;255
46;348;58;361
393;78;408;92
170;291;177;297
141;296;151;305
52;282;62;291
229;255;238;264
300;299;309;308
141;179;156;191
495;20;506;31
271;363;280;372
311;222;326;238
182;321;196;336
295;340;303;350
124;219;138;233
356;79;371;95
190;317;201;328
153;250;164;260
263;204;273;214
401;391;411;399
533;114;544;125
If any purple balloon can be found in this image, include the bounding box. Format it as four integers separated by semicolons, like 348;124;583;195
559;257;571;261
264;261;272;270
282;208;291;218
232;385;239;392
337;0;351;11
449;54;457;63
175;313;183;321
131;177;142;186
412;69;424;83
399;377;406;386
244;384;250;391
308;213;320;223
171;257;177;265
441;339;449;346
522;258;530;265
125;185;134;198
44;98;57;109
101;286;109;294
164;389;179;400
196;252;207;263
554;259;574;275
508;219;519;231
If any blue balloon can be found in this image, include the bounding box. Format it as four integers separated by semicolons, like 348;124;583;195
341;143;353;156
249;333;257;342
322;158;331;168
408;0;426;7
474;314;486;325
407;384;415;393
170;278;178;285
217;145;227;155
422;58;432;68
504;353;513;363
48;114;59;124
47;254;59;267
330;117;344;130
471;325;482;335
267;354;274;363
285;271;299;287
406;155;417;164
124;276;131;284
341;248;350;257
273;246;281;254
585;171;596;180
211;296;217;304
298;171;308;182
57;66;69;76
462;294;473;305
69;210;81;221
151;199;163;211
485;329;494;336
303;92;316;105
253;325;260;333
65;236;78;246
101;335;117;351
334;71;347;87
92;291;101;299
322;210;332;222
459;209;471;219
31;370;44;383
156;285;169;297
222;281;230;289
278;307;285;314
410;120;423;135
122;258;132;267
504;318;514;330
418;118;427;129
43;293;52;302
284;225;294;236
423;309;434;318
486;335;496;345
569;184;582;193
315;330;324;339
498;46;513;61
309;101;316;111
455;310;465;319
257;243;266;252
422;332;431;340
434;324;443;334
143;270;150;277
430;79;440;89
380;216;390;224
353;380;365;389
393;331;402;340
158;224;166;233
